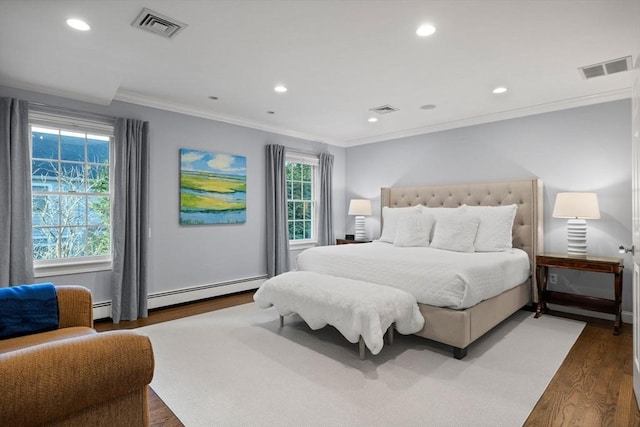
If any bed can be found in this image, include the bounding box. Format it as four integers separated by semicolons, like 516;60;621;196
298;178;543;359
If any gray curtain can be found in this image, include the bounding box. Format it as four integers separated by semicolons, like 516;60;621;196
317;152;334;246
0;98;34;286
266;144;289;277
111;118;149;323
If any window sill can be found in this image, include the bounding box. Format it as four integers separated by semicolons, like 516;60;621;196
34;258;112;278
289;241;317;251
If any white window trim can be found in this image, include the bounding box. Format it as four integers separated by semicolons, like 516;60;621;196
29;109;115;275
286;152;320;246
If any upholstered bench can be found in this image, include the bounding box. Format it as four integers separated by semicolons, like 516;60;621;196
254;271;424;359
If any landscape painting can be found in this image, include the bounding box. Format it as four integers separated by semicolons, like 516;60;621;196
180;149;247;225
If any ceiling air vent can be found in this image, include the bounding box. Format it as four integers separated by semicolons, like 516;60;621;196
579;56;632;80
131;8;187;39
369;104;399;115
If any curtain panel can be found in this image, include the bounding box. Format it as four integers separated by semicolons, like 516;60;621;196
0;98;34;286
111;118;150;323
265;144;290;277
317;152;334;246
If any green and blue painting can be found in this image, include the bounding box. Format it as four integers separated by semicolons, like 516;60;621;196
180;149;247;224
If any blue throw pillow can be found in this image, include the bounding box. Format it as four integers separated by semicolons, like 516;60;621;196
0;283;59;339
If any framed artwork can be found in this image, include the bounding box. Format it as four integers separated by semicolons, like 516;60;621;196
180;148;247;224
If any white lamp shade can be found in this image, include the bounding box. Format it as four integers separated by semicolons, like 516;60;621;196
552;192;600;219
348;199;372;216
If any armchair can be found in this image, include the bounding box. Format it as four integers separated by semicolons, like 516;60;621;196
0;285;155;426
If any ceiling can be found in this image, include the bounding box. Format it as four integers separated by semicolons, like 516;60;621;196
1;0;639;147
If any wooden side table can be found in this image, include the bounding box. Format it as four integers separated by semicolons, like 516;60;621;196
535;253;624;334
336;239;371;245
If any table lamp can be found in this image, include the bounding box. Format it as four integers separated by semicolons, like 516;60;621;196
552;192;600;256
348;199;372;241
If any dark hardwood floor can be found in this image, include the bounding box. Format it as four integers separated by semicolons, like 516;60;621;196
96;293;640;427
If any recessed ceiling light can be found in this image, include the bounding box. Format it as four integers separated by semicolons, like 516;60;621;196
416;24;436;37
492;86;508;94
420;104;437;110
368;117;378;123
274;85;287;93
66;18;90;31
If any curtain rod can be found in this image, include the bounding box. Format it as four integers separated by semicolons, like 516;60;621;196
28;101;116;123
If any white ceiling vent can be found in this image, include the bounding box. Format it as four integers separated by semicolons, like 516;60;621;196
132;8;187;39
579;56;632;80
369;104;399;115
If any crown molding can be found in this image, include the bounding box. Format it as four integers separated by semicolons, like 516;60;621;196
113;90;335;145
342;88;632;147
0;78;113;106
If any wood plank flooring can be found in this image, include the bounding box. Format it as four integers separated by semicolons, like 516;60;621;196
96;294;640;427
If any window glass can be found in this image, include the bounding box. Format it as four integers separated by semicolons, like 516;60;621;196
30;122;112;266
285;156;318;243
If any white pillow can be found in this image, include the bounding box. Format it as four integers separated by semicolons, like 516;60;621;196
379;205;422;243
430;215;480;253
462;204;517;252
394;213;434;247
422;206;463;239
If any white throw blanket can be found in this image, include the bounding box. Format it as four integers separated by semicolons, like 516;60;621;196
254;271;425;355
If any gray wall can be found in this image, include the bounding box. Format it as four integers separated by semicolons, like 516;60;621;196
1;85;346;304
345;99;633;313
2;83;633;316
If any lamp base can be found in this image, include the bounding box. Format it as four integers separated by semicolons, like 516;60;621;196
354;216;366;241
566;218;587;256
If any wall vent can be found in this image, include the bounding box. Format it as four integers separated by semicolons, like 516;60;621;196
131;8;187;39
579;56;632;80
369;104;399;115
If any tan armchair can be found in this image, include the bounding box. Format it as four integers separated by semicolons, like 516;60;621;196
0;285;155;426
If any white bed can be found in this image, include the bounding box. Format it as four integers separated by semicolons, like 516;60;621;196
297;243;531;309
299;178;543;359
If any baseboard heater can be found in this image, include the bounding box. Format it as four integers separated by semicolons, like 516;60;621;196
93;275;266;320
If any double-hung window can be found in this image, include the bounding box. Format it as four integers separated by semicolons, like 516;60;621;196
285;153;319;245
29;110;114;276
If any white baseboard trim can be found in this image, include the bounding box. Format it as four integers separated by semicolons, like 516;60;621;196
547;303;632;325
93;276;266;321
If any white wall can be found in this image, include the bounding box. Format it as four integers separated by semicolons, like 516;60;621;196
345;99;634;314
1;86;346;311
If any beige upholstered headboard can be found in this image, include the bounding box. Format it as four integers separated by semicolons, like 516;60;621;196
381;178;544;294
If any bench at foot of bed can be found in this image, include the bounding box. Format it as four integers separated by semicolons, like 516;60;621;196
254;271;424;359
279;314;395;360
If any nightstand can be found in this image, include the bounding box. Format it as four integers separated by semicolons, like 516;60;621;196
535;253;624;334
336;239;371;245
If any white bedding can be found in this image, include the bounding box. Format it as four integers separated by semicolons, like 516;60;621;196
296;242;531;309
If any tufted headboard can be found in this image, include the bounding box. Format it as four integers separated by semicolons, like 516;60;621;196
381;178;544;293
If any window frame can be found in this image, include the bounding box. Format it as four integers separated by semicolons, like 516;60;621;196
29;110;115;277
285;153;320;249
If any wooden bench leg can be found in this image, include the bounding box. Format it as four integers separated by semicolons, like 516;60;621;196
453;346;468;360
359;336;365;360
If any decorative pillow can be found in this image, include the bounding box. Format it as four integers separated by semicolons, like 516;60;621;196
462;204;517;252
430;215;480;253
394;213;434;247
422;206;463;239
379;205;422;243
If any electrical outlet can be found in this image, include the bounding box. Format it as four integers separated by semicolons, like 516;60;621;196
549;273;558;285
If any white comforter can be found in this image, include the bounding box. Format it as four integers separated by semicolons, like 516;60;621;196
254;271;425;354
296;242;531;309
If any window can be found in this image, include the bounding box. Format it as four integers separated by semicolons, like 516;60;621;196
29;111;114;275
286;154;319;244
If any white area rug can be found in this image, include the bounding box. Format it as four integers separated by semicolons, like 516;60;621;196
140;303;585;427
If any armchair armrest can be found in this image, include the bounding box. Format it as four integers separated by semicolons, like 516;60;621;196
56;285;93;328
0;330;154;426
